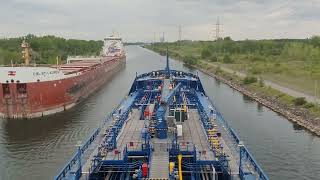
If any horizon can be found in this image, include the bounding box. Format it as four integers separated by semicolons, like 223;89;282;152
1;0;319;42
0;34;317;43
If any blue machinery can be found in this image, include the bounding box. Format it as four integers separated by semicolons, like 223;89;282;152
55;53;269;180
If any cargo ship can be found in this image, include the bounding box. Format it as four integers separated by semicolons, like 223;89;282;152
0;36;126;118
55;52;269;180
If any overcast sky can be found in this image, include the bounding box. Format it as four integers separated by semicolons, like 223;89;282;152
1;0;319;42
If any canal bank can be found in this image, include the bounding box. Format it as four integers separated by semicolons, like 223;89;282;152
144;46;320;137
0;46;319;180
200;68;320;136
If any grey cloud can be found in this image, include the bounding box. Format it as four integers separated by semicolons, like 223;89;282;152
0;0;319;41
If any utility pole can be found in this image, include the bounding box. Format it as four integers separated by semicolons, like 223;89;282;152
153;32;156;49
160;32;165;43
163;32;165;43
178;25;182;42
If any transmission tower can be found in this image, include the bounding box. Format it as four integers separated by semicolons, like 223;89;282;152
216;17;220;40
214;17;223;40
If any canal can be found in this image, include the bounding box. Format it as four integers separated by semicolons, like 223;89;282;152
0;46;319;179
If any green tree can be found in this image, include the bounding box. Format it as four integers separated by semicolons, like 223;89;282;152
243;76;257;85
0;35;103;65
293;97;307;106
183;55;197;65
222;54;233;63
201;47;212;59
310;36;320;47
209;55;218;62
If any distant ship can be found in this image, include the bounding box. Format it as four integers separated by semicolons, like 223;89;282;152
0;36;126;118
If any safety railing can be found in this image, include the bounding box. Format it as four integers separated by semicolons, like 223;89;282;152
54;95;131;180
54;128;100;180
208;97;269;180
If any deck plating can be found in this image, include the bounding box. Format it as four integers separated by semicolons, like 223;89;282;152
55;52;268;180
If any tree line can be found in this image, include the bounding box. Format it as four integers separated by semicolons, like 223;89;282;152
198;36;320;63
150;36;320;69
0;34;103;65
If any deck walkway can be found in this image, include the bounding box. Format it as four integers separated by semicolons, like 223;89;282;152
149;140;169;179
178;109;240;177
105;109;145;160
178;109;214;160
80;109;143;179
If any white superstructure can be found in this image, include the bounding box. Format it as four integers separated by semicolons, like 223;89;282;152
66;36;125;63
102;36;125;57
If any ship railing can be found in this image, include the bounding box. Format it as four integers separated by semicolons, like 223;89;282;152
126;141;144;151
55;93;135;180
98;161;141;170
207;97;269;180
66;56;102;64
178;142;195;152
54;149;81;180
168;141;196;154
0;64;53;67
101;97;127;127
54;128;100;180
239;145;269;180
195;92;268;179
67;55;100;59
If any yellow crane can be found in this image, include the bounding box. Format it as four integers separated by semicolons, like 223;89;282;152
21;39;32;65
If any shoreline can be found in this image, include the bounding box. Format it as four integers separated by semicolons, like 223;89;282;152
145;46;320;136
197;67;320;136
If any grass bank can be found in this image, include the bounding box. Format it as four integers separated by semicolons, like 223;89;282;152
144;44;320;136
148;38;320;97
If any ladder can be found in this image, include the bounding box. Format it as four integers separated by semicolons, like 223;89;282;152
149;142;169;179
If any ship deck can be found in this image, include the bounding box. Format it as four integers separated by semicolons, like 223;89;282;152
105;109;145;160
55;66;269;180
80;109;142;177
59;56;117;74
180;109;240;176
178;109;215;160
77;94;242;179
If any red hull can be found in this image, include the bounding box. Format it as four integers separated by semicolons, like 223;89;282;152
0;56;125;118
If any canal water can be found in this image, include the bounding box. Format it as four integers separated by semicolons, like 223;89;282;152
0;46;319;179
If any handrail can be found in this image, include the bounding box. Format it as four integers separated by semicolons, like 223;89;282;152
54;128;100;180
54;96;128;180
208;96;269;180
240;145;269;180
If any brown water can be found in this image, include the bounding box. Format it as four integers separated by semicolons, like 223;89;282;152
0;46;319;180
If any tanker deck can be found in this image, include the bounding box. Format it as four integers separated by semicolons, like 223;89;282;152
55;53;268;180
